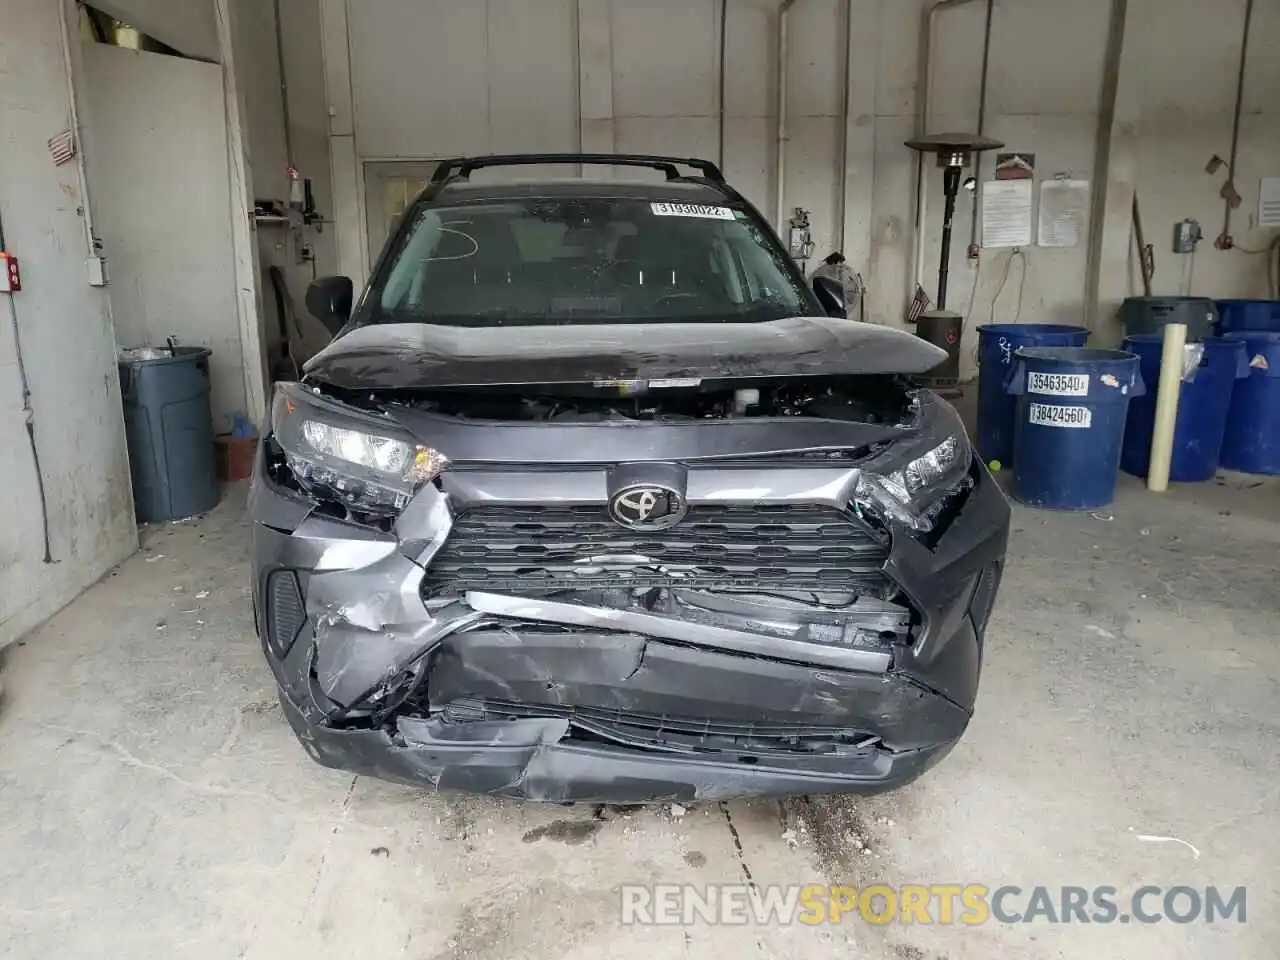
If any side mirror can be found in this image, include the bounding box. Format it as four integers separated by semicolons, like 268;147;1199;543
812;275;846;319
305;276;354;338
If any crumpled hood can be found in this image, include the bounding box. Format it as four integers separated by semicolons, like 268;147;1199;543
303;316;947;389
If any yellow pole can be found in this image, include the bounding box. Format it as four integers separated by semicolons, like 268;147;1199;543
1147;322;1187;492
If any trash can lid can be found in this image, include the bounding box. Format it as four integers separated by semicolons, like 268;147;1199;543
1223;330;1280;345
1015;347;1136;364
118;345;212;366
976;323;1089;336
1124;334;1242;349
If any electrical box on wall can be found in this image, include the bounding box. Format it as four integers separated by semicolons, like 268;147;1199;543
0;252;20;292
1172;219;1202;254
87;256;109;287
787;208;815;261
1259;178;1280;229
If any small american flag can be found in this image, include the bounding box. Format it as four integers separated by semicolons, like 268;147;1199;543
904;283;931;324
49;129;76;167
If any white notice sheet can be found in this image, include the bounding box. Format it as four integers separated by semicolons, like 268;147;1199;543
982;179;1034;248
1038;179;1090;248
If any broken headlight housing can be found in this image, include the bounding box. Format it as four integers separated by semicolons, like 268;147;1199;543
270;382;448;516
854;394;971;531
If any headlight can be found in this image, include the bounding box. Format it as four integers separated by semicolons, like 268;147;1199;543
855;395;971;531
270;382;448;515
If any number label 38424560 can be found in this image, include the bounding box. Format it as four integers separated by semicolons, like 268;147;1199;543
1028;403;1092;429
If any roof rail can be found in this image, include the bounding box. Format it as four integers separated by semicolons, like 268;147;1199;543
429;153;727;185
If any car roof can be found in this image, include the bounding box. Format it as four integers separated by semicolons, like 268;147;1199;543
428;177;735;206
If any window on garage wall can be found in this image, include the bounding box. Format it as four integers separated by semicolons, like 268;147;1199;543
364;162;441;265
363;160;606;269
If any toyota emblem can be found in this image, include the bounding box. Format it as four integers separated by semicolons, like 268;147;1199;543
609;484;687;530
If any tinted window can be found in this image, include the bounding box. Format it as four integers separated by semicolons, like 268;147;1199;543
370;197;812;325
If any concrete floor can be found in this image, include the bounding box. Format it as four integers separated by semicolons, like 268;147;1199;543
1;472;1277;960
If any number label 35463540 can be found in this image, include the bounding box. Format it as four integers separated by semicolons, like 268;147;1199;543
1027;372;1089;396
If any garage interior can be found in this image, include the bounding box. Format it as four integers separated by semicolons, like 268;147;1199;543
0;1;1277;958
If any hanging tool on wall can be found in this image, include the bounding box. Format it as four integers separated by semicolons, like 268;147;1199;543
268;265;307;382
1132;193;1154;297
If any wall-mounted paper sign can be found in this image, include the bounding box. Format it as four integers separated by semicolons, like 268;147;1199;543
1038;179;1090;248
982;179;1034;248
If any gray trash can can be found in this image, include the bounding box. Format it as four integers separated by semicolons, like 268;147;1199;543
119;346;220;522
1118;296;1218;341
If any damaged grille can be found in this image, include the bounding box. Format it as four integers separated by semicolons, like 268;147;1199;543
421;503;890;598
440;697;881;759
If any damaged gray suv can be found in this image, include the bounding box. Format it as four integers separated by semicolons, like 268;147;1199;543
250;154;1009;802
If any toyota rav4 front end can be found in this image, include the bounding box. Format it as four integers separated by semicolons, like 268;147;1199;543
250;154;1010;802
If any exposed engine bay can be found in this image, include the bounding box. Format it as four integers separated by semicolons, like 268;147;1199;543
358;374;917;426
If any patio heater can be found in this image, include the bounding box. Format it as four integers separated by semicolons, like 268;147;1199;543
905;132;1003;385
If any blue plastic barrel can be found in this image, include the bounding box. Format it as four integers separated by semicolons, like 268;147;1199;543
1006;348;1144;509
1215;299;1280;334
1220;331;1280;475
975;324;1089;467
1120;336;1249;483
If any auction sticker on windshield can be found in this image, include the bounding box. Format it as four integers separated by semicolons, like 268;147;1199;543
1028;403;1091;428
1027;372;1089;396
650;202;736;220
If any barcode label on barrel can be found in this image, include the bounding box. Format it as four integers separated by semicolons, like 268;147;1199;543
1027;372;1089;396
1028;403;1092;429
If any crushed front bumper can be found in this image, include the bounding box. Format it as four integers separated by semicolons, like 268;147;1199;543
250;444;1009;803
278;690;958;802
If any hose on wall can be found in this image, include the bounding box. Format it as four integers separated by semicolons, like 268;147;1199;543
0;207;54;564
1216;0;1255;249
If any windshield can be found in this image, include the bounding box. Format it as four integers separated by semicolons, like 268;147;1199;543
370;196;814;325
